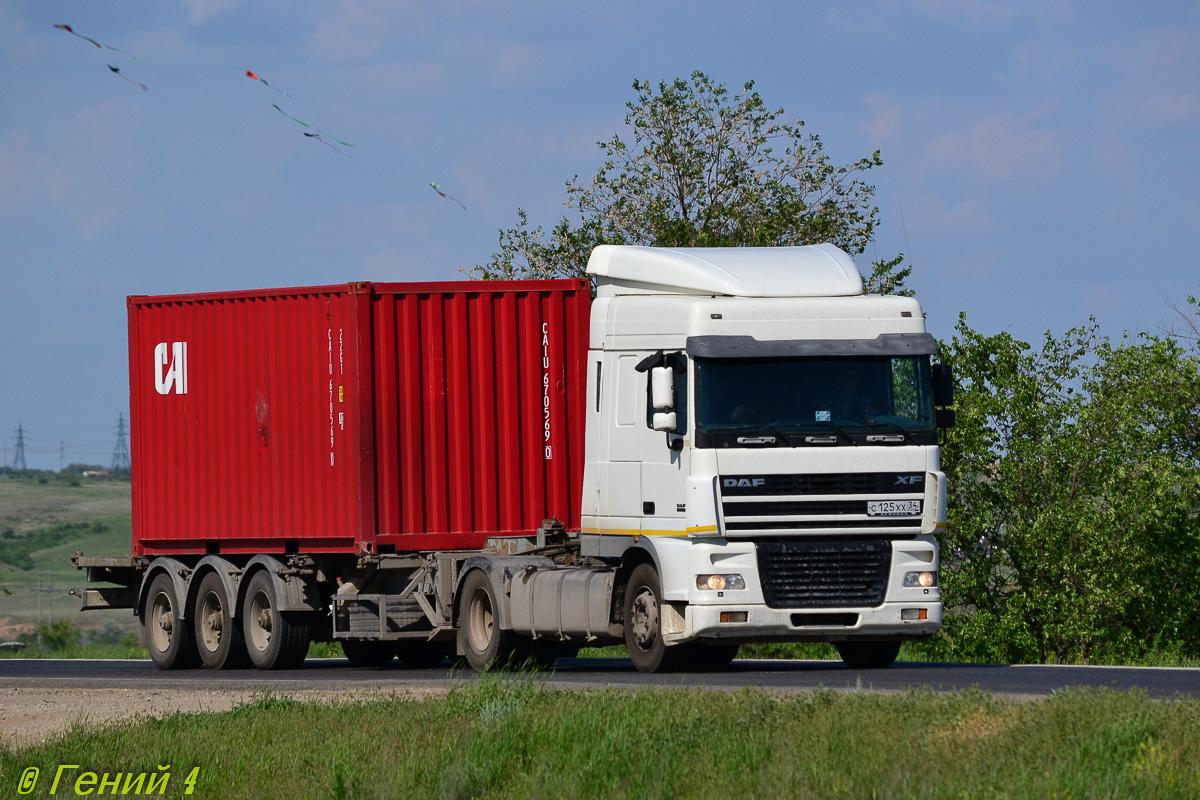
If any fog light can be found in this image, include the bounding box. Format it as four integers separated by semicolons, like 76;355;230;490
720;611;748;623
903;571;937;588
697;574;745;591
901;608;928;621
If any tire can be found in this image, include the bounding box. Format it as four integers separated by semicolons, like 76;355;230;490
457;569;525;672
394;641;453;668
836;641;901;670
141;573;199;670
242;570;311;670
623;563;687;673
341;639;396;667
194;572;249;670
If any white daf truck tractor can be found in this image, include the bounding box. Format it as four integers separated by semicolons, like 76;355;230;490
75;243;953;674
452;243;952;672
539;244;954;671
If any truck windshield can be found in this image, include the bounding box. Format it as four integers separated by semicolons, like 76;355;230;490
694;355;936;446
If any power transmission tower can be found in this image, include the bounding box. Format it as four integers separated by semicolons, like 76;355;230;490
12;423;27;471
111;413;131;472
59;438;65;472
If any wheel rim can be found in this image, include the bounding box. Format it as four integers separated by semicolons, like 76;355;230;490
467;586;494;653
198;590;224;653
248;589;272;653
150;590;174;654
629;586;659;652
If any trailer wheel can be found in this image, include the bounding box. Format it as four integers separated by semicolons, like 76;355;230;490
836;641;901;669
341;640;395;667
458;570;523;671
243;571;311;670
194;573;249;670
623;563;685;673
142;573;199;670
394;641;453;668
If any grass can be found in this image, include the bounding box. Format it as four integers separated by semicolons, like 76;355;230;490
3;680;1199;798
0;474;134;642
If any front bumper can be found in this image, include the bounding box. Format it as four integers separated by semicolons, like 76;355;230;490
673;600;943;644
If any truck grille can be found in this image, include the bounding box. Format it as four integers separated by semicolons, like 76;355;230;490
756;538;891;609
720;472;924;535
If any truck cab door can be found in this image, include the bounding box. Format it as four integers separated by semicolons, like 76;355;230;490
600;353;643;522
639;355;688;535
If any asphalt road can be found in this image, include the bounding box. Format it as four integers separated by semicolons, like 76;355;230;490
2;658;1199;699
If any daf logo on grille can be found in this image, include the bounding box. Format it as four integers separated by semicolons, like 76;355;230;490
895;475;924;485
723;478;766;488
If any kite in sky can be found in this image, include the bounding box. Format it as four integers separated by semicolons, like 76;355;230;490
429;183;467;210
246;71;291;98
269;103;354;148
303;132;353;159
55;25;141;61
108;65;148;91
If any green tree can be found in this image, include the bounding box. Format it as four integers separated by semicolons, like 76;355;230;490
935;316;1200;663
470;71;912;295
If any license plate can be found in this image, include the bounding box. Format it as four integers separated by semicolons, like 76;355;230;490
867;499;922;517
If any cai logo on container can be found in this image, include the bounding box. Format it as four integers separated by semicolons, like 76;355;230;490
154;341;188;395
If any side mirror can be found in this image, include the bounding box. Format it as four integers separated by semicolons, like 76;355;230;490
936;408;957;429
652;411;678;432
932;363;954;407
651;365;675;411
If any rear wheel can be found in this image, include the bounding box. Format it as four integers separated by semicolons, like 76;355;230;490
623;564;686;673
194;573;249;669
142;573;199;670
457;570;525;671
243;571;311;670
836;641;901;669
341;640;396;667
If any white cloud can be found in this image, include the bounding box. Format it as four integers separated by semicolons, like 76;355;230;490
859;92;900;147
910;0;1072;29
925;106;1064;180
1140;94;1200;129
181;0;244;25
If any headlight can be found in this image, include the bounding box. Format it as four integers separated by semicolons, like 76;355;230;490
903;571;937;588
696;574;746;591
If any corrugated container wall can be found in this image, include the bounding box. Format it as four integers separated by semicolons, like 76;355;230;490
128;280;591;557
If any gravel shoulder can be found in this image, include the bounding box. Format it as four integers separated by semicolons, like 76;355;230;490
0;684;446;751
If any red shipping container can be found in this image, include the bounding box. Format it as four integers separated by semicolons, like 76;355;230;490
127;279;591;557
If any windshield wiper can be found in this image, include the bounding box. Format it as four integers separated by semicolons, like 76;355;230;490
864;420;908;443
806;422;859;446
702;422;791;446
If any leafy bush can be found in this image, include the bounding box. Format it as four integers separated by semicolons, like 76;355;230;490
937;316;1200;664
38;620;81;651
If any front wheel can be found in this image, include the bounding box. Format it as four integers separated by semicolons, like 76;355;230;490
836;641;901;669
623;564;686;673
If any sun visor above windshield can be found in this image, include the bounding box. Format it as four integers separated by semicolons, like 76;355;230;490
686;332;938;358
587;244;863;297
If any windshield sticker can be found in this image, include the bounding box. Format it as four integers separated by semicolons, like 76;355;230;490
815;410;831;422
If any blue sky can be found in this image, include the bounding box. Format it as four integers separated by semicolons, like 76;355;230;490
2;0;1198;469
